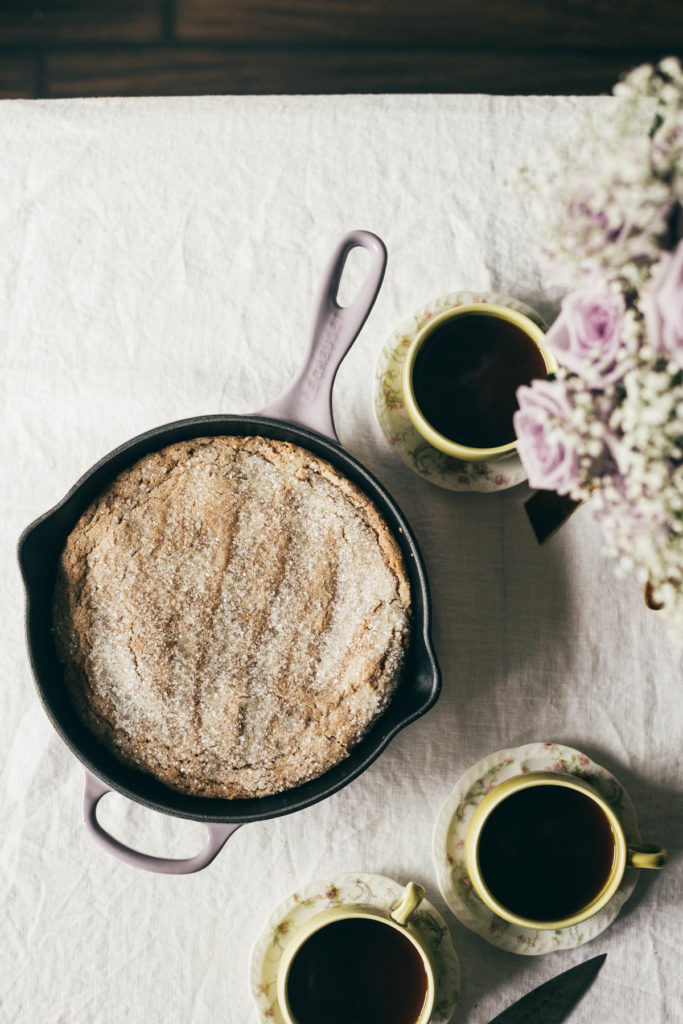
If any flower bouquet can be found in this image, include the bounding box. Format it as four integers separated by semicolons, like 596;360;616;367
514;58;683;629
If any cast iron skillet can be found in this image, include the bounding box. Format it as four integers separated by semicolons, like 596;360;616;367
19;230;440;874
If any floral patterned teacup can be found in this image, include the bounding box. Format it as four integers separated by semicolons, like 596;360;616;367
464;771;667;931
401;304;557;462
275;881;436;1024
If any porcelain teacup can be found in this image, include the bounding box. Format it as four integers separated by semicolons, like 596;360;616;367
402;303;557;462
464;771;667;930
275;881;436;1024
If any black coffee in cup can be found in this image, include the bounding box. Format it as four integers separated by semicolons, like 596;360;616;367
412;312;547;449
286;917;428;1024
477;784;616;921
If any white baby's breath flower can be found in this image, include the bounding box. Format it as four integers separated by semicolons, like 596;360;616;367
519;57;683;629
659;57;683;81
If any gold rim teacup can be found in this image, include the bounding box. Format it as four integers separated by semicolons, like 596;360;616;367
401;303;557;462
275;881;436;1024
464;771;667;930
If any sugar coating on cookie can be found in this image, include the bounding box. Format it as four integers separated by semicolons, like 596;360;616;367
53;437;411;798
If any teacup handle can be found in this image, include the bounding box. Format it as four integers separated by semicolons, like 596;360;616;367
627;843;668;869
390;882;425;925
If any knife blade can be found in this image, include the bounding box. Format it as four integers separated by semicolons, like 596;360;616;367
487;954;607;1024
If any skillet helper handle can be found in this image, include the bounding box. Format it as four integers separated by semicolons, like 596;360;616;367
83;770;241;874
258;229;387;442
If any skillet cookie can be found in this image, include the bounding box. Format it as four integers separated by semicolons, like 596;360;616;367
53;436;411;798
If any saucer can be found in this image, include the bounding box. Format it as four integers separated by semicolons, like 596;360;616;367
250;871;461;1022
373;291;546;492
433;742;640;955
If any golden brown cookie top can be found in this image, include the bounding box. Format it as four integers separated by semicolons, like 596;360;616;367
53;436;411;798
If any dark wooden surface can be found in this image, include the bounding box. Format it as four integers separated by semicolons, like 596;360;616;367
0;0;681;98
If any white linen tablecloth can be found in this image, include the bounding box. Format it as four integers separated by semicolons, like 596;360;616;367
1;94;681;1024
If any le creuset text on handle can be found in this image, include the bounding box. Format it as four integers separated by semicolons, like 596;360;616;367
258;229;387;441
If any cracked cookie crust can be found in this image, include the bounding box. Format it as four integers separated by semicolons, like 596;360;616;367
52;436;411;798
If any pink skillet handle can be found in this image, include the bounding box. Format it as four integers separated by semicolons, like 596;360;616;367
83;770;241;874
258;229;387;441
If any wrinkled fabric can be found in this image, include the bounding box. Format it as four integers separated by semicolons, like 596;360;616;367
0;95;681;1024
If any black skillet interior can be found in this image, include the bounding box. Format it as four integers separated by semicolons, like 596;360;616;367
20;415;440;825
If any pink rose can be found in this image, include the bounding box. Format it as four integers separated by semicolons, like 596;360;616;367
643;239;683;368
513;379;578;494
545;287;625;382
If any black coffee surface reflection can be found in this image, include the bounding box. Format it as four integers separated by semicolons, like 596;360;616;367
478;785;616;922
286;917;428;1024
412;313;547;449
